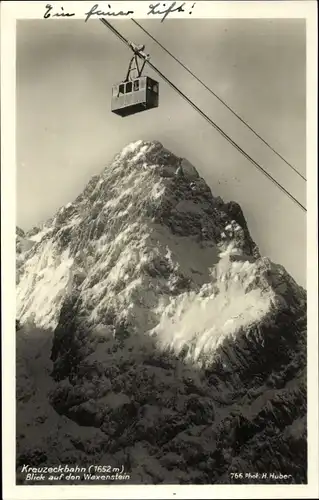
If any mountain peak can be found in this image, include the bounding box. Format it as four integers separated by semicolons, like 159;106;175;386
16;141;307;484
17;141;262;335
16;140;305;350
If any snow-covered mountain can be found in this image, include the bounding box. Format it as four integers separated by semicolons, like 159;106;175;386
16;140;307;484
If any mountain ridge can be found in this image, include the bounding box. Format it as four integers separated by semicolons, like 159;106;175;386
16;140;307;484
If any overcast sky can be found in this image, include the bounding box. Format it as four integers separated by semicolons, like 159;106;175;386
16;18;306;286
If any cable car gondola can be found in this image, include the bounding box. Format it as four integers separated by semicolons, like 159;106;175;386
111;42;159;117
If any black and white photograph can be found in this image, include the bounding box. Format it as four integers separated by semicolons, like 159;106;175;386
1;1;318;498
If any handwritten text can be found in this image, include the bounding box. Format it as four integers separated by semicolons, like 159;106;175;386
43;2;196;22
84;4;134;23
44;4;75;18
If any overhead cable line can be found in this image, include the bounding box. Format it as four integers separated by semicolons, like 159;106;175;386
100;18;306;213
132;19;307;183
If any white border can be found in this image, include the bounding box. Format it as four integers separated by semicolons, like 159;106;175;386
1;1;318;499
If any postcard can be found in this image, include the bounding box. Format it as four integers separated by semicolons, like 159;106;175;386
1;1;318;499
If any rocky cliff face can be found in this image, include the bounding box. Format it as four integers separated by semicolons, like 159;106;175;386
16;140;307;484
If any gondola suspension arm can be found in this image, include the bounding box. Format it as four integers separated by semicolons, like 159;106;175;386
100;18;150;81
